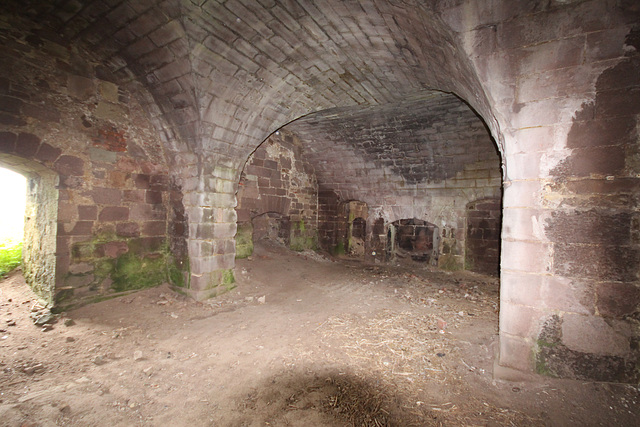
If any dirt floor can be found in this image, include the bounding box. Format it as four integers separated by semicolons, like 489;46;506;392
1;242;639;426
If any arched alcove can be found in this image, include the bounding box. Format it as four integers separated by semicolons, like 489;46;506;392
388;218;440;264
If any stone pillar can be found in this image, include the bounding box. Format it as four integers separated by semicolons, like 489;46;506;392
184;162;238;300
498;27;640;382
499;129;557;375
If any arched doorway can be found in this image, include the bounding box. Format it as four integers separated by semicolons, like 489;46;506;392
0;153;58;305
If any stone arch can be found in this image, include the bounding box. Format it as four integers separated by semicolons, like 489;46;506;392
236;130;318;258
0;152;58;305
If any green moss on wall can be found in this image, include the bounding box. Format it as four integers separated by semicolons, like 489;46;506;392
535;347;559;378
221;269;236;290
202;268;236;297
290;235;317;251
111;252;167;293
289;220;316;251
439;254;463;271
94;259;115;278
168;265;183;288
331;242;346;256
236;222;254;258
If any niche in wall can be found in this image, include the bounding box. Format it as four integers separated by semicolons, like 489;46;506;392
465;198;501;275
344;200;368;258
388;218;439;264
252;212;291;247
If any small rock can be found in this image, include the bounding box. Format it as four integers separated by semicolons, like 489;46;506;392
437;318;447;331
41;324;54;332
60;405;72;416
133;351;143;361
75;376;90;383
64;319;76;327
34;313;56;326
170;313;178;319
23;363;45;375
93;356;107;366
436;353;446;357
257;296;266;304
66;337;76;342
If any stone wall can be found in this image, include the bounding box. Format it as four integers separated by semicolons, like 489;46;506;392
0;17;184;309
465;198;501;276
236;131;318;256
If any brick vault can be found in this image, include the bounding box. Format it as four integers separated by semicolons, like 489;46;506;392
0;0;638;382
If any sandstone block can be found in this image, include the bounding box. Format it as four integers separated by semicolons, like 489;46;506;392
99;206;129;221
90;187;121;205
0;131;17;153
143;221;166;236
35;143;61;162
116;222;140;237
54;155;84;176
67;75;94;100
15;133;41;157
145;190;163;204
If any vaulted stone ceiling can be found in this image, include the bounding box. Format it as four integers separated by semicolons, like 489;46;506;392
0;0;495;168
286;92;498;195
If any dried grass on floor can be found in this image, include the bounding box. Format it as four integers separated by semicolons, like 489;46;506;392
319;309;545;426
321;310;452;385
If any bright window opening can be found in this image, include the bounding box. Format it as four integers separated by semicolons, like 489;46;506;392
0;167;26;277
0;167;27;243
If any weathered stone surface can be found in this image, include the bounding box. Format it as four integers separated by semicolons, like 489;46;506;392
596;282;640;318
67;75;95;100
54;155;84;176
0;131;17;153
77;205;97;220
143;221;166;236
99;241;129;258
15;133;41;157
35;143;62;162
116;222;141;237
98;206;129;221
